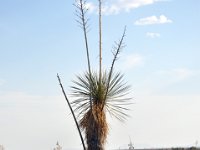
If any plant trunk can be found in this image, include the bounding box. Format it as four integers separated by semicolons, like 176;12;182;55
80;105;108;150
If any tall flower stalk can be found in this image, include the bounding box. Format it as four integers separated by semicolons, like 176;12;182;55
98;0;102;83
72;0;131;150
57;74;86;150
59;0;131;150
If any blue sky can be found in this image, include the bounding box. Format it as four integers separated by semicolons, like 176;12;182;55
0;0;200;150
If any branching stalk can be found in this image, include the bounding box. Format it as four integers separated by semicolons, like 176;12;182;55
80;0;91;75
75;0;93;109
101;26;126;111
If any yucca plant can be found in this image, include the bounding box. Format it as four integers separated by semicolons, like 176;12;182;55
58;0;131;150
71;0;131;150
71;70;131;150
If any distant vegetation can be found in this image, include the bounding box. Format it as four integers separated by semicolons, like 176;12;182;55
171;147;200;150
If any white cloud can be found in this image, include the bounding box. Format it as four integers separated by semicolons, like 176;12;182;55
158;68;196;81
135;68;200;96
0;79;5;86
107;94;200;149
173;68;195;80
85;2;97;13
120;53;145;70
0;91;82;150
146;32;161;38
134;15;172;25
86;0;160;15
